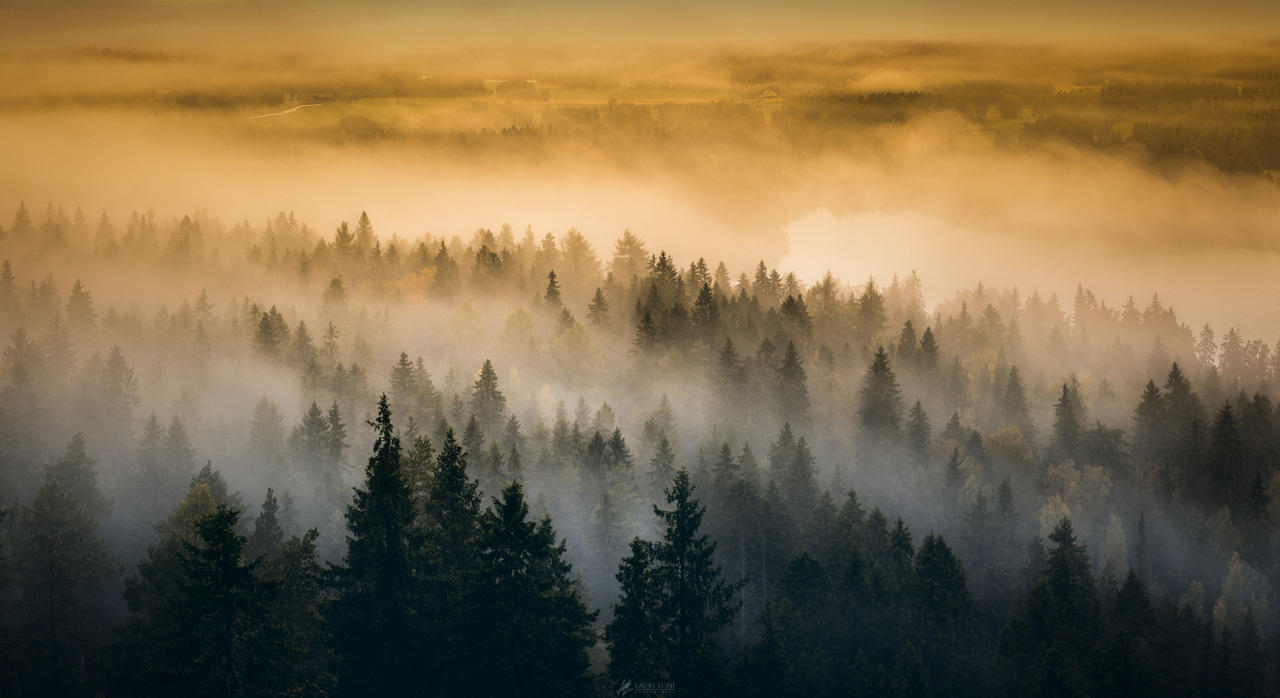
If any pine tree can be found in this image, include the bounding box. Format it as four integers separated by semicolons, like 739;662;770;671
12;474;117;695
855;279;887;347
262;526;335;695
326;401;348;474
1051;382;1083;462
134;414;194;527
858;346;904;443
12;201;32;238
253;305;290;357
471;358;507;437
906;400;931;468
587;287;610;325
607;538;666;684
775;340;810;429
289;402;330;481
172;505;270;696
41;311;76;378
100;345;139;429
918;327;940;372
653;470;743;694
714;337;747;420
354;210;375;250
246;488;285;564
248;396;286;480
544;270;562;306
943;447;966;511
1200;402;1244;513
47;432;110;519
1131;380;1165;485
117;464;241;696
693;283;720;343
388;352;419;420
911;533;971;646
1001;518;1098;696
471;482;597;696
330;395;420;697
419;428;482;692
648;434;677;503
898;320;919;366
1002;365;1032;436
634;310;660;355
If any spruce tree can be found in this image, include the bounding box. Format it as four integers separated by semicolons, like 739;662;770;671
13;474;117;695
471;358;507;437
918;327;940;372
1200;402;1244;513
117;464;241;696
246;488;285;564
388;352;419;420
171;506;269;696
545;270;563;306
714;337;747;421
420;428;482;692
607;538;665;684
906;400;931;469
471;482;596;697
1002;365;1032;437
858;346;904;441
653;470;743;694
588;287;610;325
47;432;110;519
330;395;420;697
647;434;677;503
1051;382;1083;462
775;340;810;429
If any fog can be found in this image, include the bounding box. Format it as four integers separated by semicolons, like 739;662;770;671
3;19;1280;697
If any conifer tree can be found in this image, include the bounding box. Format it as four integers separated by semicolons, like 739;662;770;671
647;434;677;503
898;320;919;366
248;396;286;479
289;402;330;478
775;340;810;429
587;286;610;325
693;283;720;343
607;538;666;684
471;482;596;697
171;506;270;696
246;488;285;564
417;428;482;692
326;401;348;473
1051;382;1083;462
1199;402;1244;513
544;270;562;306
471;358;507;437
653;470;742;694
858;346;904;447
1002;365;1032;436
918;326;940;372
906;400;931;468
48;432;110;519
1131;380;1165;484
330;395;420;697
13;473;117;695
388;352;419;420
118;464;240;696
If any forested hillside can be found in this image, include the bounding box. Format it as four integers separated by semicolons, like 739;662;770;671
1;203;1278;696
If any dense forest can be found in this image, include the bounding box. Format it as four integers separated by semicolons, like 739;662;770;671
0;200;1278;696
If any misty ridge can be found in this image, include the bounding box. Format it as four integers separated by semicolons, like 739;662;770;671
2;193;1280;696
